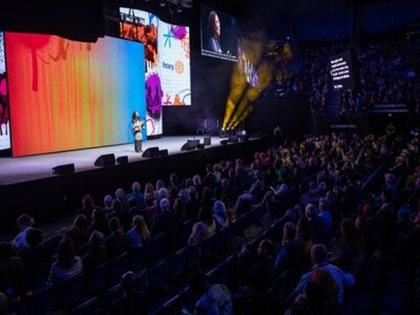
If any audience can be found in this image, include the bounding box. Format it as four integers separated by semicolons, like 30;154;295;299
188;206;217;246
127;215;151;247
12;214;34;253
289;244;355;306
151;198;177;236
82;231;108;273
3;129;419;314
19;228;50;268
188;271;233;315
48;238;83;284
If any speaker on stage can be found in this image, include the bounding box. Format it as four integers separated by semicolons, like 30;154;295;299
203;136;211;146
94;154;115;167
197;143;205;150
181;139;200;151
52;163;75;175
142;147;160;158
116;156;128;165
159;149;168;157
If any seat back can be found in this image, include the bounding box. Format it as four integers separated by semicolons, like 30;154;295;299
27;284;56;315
149;232;168;263
148;259;168;291
58;273;85;306
110;252;129;284
72;296;101;315
129;245;148;271
86;262;109;293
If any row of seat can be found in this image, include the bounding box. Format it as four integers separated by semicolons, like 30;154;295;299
10;207;264;314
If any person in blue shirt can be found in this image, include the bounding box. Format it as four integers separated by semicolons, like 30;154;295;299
290;244;355;306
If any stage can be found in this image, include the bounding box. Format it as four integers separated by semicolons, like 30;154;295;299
0;136;225;186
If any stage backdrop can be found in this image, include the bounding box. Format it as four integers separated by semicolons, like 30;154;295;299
5;33;146;157
119;7;191;136
0;32;11;151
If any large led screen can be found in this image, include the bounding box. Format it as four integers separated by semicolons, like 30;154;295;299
120;7;191;135
200;5;239;62
5;33;146;156
0;32;10;151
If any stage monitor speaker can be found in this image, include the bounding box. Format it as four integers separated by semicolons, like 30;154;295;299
159;149;168;157
220;139;228;145
94;154;115;167
197;143;205;150
52;163;75;175
116;156;128;164
228;136;239;144
181;139;200;151
203;136;211;146
142;147;160;158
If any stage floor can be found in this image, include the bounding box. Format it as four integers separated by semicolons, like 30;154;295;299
0;136;223;185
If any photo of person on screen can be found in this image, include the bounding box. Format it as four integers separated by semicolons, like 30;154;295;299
207;11;222;54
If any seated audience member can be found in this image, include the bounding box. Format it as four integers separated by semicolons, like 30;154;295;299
188;271;233;315
127;215;151;247
331;218;365;272
12;214;35;253
83;231;108;273
318;197;333;238
0;242;26;295
77;194;95;220
120;271;147;315
188;206;217;246
212;200;228;228
173;197;188;225
48;238;83;284
115;188;129;215
303;203;323;242
107;217;130;258
127;181;145;210
151;198;177;236
19;228;50;268
290;244;355;306
103;194;116;219
127;197;141;222
275;223;306;272
66;215;89;249
241;239;277;293
233;194;253;218
140;194;157;227
90;208;110;236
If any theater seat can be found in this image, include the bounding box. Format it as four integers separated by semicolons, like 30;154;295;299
72;297;101;315
86;262;109;293
27;283;56;315
58;273;85;306
110;252;129;284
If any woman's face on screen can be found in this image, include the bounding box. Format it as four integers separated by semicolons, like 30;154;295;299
213;14;221;37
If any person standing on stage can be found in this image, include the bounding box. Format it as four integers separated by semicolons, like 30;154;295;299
132;112;145;153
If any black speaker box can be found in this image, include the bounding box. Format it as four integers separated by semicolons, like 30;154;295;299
203;136;211;146
116;156;128;164
142;147;160;158
94;154;115;167
159;149;168;157
181;139;200;151
52;163;75;175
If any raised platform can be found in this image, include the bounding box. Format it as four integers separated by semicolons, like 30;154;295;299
0;136;221;185
0;135;269;234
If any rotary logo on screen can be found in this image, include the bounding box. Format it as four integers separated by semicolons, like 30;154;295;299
175;61;184;74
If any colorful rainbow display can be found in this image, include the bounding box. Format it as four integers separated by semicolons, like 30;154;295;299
5;33;145;156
